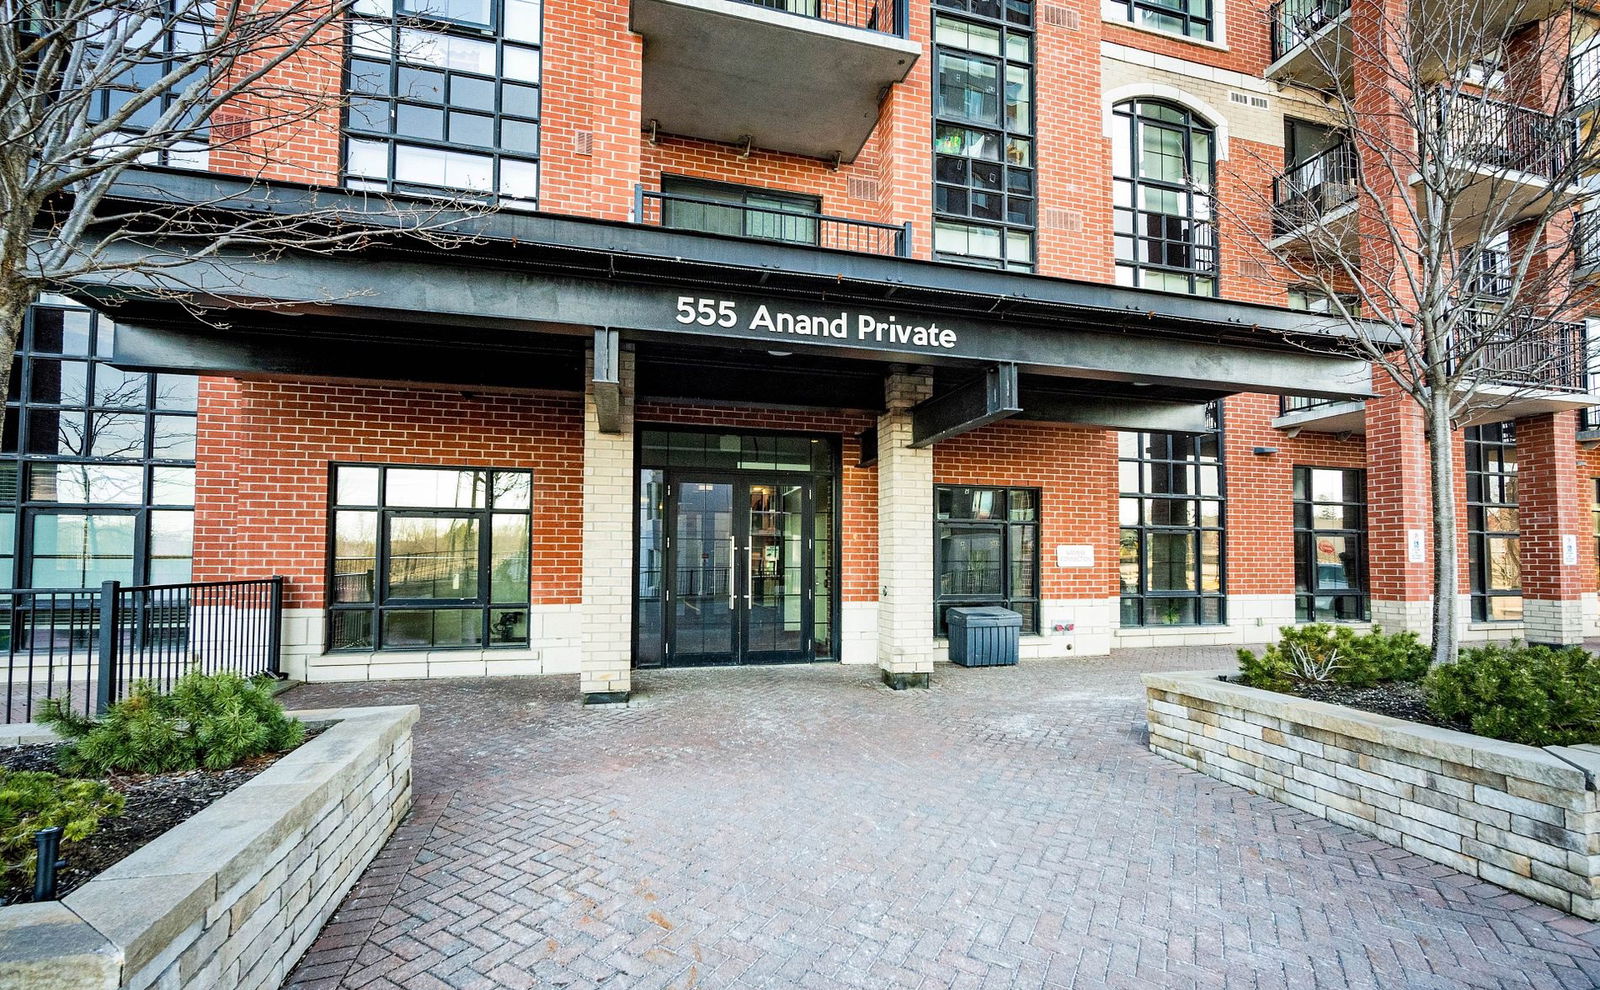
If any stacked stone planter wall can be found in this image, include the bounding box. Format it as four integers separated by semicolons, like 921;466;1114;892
1144;670;1600;919
0;704;418;990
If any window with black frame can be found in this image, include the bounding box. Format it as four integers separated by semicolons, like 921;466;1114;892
0;300;197;590
1293;466;1368;622
659;177;820;246
1118;410;1225;626
83;0;212;169
1113;100;1218;296
932;0;1035;271
1467;422;1521;621
1106;0;1213;40
328;464;531;650
934;486;1039;635
343;0;541;206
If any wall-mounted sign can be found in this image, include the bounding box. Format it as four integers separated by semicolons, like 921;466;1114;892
1564;533;1580;567
1056;544;1094;568
1407;529;1425;564
674;296;959;352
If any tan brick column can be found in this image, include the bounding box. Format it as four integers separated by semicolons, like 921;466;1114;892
580;344;635;703
1516;412;1588;645
877;368;935;689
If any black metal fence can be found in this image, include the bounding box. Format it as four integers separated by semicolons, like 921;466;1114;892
732;0;907;36
1;577;284;724
1278;394;1351;415
1272;142;1359;235
1269;0;1350;61
636;186;913;257
1434;94;1573;181
1450;310;1587;392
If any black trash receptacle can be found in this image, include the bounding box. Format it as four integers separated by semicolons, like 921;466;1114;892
947;606;1022;667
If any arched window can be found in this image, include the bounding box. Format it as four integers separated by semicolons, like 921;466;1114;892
1112;100;1218;296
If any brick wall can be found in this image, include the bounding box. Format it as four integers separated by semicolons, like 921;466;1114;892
193;380;583;610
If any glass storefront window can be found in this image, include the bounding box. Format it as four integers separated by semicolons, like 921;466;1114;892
1293;466;1368;622
934;485;1040;635
1467;422;1521;622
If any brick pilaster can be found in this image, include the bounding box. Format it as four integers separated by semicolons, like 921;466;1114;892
876;368;935;688
581;344;636;701
1516;411;1588;644
1364;384;1435;634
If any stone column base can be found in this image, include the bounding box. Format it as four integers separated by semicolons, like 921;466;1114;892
1368;599;1433;637
882;670;931;691
1524;598;1587;647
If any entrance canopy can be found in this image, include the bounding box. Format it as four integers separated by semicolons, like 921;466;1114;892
70;171;1374;433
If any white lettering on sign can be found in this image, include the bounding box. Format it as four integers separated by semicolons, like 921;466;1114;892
1056;544;1094;568
673;296;959;352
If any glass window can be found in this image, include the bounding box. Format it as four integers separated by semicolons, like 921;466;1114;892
0;304;197;589
343;0;541;206
1293;467;1368;622
1119;405;1226;626
659;177;820;247
82;0;213;170
1112;100;1218;296
1106;0;1212;40
327;464;532;650
1467;422;1521;621
934;486;1040;635
933;2;1034;272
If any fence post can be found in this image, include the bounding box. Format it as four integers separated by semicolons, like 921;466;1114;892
267;576;285;678
95;580;120;715
898;222;913;258
895;0;909;37
633;183;645;225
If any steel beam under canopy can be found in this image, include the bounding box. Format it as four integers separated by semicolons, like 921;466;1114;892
910;365;1022;448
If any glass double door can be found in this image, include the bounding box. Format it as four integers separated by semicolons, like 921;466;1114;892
667;475;813;665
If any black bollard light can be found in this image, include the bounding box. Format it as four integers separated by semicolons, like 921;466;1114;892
32;827;64;902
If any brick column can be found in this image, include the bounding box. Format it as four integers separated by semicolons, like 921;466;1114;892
1364;386;1435;635
1516;411;1588;645
580;344;635;703
877;368;935;689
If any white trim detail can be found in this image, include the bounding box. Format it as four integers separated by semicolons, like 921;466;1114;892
1102;83;1232;160
1101;41;1269;94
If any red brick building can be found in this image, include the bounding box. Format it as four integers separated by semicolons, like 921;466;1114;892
14;0;1600;701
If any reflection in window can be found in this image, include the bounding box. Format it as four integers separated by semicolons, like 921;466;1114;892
1106;0;1214;40
344;0;541;205
1467;422;1521;621
933;0;1034;271
1293;466;1368;622
1;302;197;588
1113;100;1218;295
659;177;820;246
1119;406;1226;626
327;464;532;650
934;485;1040;635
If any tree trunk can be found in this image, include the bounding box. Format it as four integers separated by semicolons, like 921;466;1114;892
1427;388;1461;664
0;286;23;413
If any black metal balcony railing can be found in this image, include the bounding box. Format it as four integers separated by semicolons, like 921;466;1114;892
733;0;907;36
1272;142;1359;236
1461;248;1512;297
636;186;913;258
1450;309;1587;392
1269;0;1350;61
1434;94;1574;181
1279;394;1352;415
1;578;285;724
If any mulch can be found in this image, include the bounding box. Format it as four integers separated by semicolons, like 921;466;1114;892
1291;680;1470;733
0;729;321;905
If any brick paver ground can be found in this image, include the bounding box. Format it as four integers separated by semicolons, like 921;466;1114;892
279;649;1600;990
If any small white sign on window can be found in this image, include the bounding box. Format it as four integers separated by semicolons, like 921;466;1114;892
1564;533;1580;567
1407;529;1426;564
1057;544;1094;568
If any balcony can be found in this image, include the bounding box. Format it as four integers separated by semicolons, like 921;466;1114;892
635;185;912;256
630;0;920;163
1273;393;1368;435
1414;96;1574;246
1271;142;1360;255
1451;309;1598;422
1267;0;1351;91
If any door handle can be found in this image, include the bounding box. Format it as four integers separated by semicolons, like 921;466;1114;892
746;543;754;607
729;533;736;610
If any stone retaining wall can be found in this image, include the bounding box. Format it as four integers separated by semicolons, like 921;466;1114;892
1143;670;1600;919
0;704;418;990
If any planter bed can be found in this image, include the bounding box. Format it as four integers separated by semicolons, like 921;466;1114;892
1144;670;1600;919
0;704;417;990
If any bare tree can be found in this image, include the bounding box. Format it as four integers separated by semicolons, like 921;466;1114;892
1226;0;1600;660
0;0;483;405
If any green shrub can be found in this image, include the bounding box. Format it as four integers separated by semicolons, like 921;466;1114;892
1424;644;1600;746
0;769;122;888
39;671;305;774
1237;624;1431;691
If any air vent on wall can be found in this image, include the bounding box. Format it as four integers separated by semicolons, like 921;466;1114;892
1043;209;1083;232
1040;4;1079;28
1228;91;1270;110
846;177;878;201
574;131;594;156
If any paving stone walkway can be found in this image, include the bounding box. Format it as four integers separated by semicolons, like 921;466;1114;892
279;650;1600;990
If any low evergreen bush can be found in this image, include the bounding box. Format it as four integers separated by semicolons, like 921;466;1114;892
0;769;122;889
1424;644;1600;747
39;671;305;774
1237;624;1431;692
